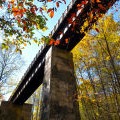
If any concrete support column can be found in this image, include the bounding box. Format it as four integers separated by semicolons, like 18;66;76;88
0;101;32;120
40;46;80;120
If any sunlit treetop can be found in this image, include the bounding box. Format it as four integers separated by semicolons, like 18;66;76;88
0;0;66;52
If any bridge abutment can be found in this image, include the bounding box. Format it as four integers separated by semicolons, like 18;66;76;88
0;101;32;120
40;46;80;120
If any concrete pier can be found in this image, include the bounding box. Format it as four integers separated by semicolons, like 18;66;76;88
40;46;80;120
0;101;32;120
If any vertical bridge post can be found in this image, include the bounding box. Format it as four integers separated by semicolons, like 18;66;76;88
40;46;80;120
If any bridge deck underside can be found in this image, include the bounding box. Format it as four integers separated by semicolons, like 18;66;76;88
9;46;50;104
52;0;117;51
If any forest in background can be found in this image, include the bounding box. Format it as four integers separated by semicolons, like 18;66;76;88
72;15;120;120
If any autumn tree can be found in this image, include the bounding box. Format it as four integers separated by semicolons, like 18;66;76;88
0;44;24;101
72;15;120;120
0;0;67;52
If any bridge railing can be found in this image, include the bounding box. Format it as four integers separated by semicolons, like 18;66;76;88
21;44;45;82
50;0;76;36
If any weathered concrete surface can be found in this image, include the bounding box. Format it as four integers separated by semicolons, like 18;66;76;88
0;101;32;120
40;46;80;120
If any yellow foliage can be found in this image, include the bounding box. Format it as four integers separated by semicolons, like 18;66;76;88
42;27;48;31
